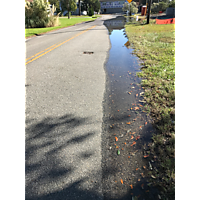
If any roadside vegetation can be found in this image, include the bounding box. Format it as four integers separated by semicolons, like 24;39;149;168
125;20;175;199
25;17;97;38
25;0;100;38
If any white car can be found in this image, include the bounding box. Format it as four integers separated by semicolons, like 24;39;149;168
82;11;87;15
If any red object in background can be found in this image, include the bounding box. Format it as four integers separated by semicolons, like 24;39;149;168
156;18;175;24
159;11;163;13
141;6;147;16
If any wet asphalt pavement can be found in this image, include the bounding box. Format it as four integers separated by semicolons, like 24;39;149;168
102;16;158;200
26;15;158;200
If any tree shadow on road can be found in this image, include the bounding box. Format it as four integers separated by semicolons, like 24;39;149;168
26;114;101;200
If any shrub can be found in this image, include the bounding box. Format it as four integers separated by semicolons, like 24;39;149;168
152;1;175;13
25;0;60;28
47;16;59;27
122;2;138;16
88;7;94;16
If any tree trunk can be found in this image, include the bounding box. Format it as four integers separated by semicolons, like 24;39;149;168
68;10;70;19
67;3;70;19
79;0;81;16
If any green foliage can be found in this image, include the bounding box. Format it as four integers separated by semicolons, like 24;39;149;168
82;0;100;13
125;23;175;200
151;0;174;13
60;0;77;18
88;7;94;16
122;2;138;16
169;0;175;8
25;0;60;28
25;0;49;28
49;0;60;9
92;0;100;12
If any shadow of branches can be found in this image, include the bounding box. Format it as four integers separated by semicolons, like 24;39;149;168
26;114;102;200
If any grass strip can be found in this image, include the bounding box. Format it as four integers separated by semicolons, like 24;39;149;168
125;21;175;199
25;16;97;38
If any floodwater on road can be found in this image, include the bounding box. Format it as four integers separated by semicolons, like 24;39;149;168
102;16;159;200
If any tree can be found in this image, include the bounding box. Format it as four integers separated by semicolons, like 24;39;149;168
82;0;99;14
49;0;60;8
122;2;138;16
88;7;94;16
92;0;100;13
60;0;77;19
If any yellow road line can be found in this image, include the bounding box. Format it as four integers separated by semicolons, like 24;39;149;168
25;25;96;65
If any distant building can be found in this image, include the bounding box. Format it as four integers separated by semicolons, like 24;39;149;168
99;0;126;14
99;0;142;14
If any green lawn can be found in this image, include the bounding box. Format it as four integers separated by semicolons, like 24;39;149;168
25;16;97;38
125;22;175;199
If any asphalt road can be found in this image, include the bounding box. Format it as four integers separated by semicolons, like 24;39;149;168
25;15;114;200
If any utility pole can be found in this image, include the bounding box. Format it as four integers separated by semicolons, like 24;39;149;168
147;0;152;24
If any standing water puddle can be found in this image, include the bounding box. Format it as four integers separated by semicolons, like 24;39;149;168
102;16;158;200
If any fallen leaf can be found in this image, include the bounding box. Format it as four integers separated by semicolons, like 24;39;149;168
131;141;136;146
126;122;131;125
145;122;147;125
130;184;133;189
143;166;146;169
115;137;118;141
128;92;131;95
115;181;117;183
136;168;139;171
121;179;123;184
139;126;142;129
132;132;136;134
124;142;127;145
135;107;140;110
141;173;144;177
136;94;138;97
128;156;130;158
131;135;134;139
117;150;120;155
139;105;143;107
128;115;131;117
138;179;140;182
121;148;124;150
117;110;119;112
116;146;119;149
144;155;149;158
136;135;140;140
